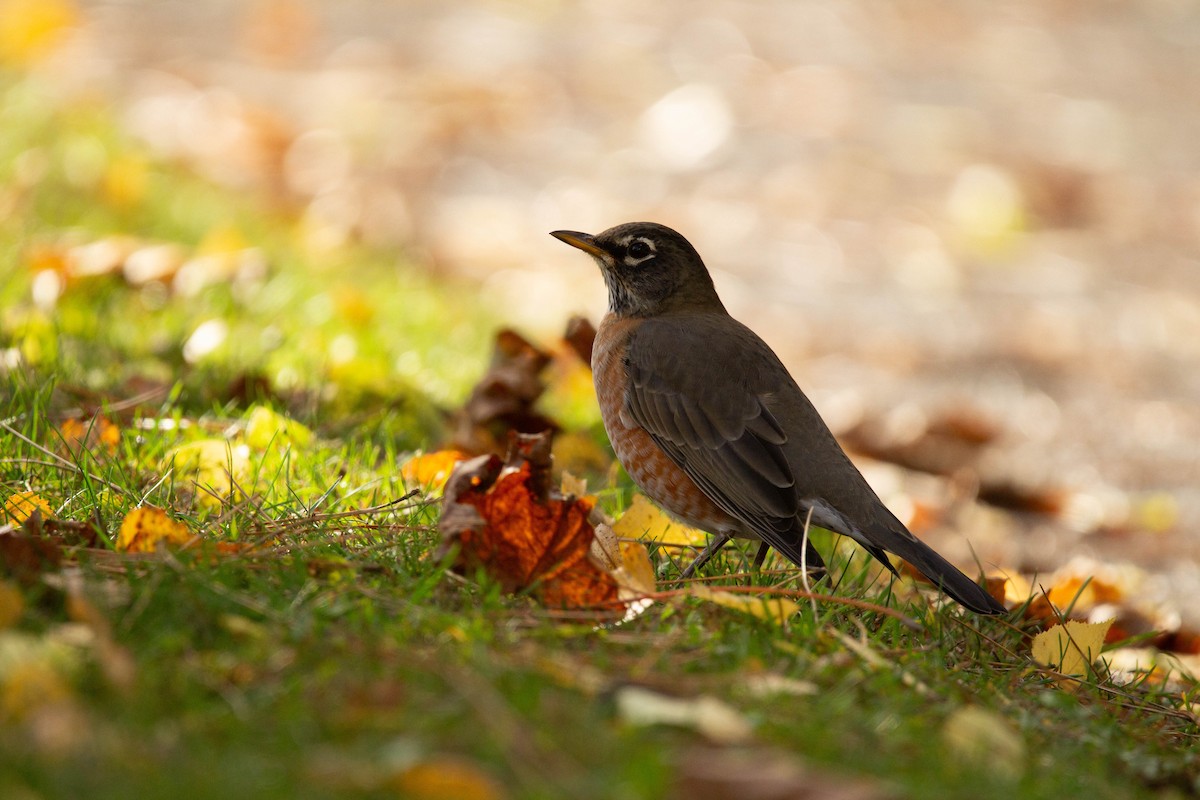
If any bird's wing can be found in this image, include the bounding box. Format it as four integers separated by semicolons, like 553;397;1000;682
623;316;823;567
624;316;1004;614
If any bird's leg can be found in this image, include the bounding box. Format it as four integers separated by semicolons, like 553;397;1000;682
679;532;732;578
752;542;770;570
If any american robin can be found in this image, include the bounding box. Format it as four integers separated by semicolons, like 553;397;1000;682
551;222;1004;614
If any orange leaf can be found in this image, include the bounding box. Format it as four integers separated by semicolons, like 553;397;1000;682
4;491;52;523
390;756;507;800
58;416;120;454
115;506;192;553
440;445;619;611
402;450;467;492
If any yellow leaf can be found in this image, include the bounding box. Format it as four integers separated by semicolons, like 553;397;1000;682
613;494;708;547
115;506;192;553
402;450;466;492
1031;619;1113;685
558;470;589;500
0;0;77;65
3;491;52;523
691;585;800;626
163;439;250;504
244;405;312;450
590;523;656;597
619;541;657;596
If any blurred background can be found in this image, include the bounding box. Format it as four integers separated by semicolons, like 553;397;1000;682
9;0;1200;610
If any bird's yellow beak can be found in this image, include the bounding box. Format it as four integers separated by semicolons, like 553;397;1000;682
550;230;606;259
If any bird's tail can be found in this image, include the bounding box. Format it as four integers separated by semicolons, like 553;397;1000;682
865;522;1005;615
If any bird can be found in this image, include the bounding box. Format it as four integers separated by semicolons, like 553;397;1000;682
551;222;1005;615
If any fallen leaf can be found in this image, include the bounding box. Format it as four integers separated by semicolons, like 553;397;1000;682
402;450;467;492
613;494;708;548
389;755;508;800
563;315;596;365
245;405;312;450
615;686;753;744
58;415;120;454
4;491;53;523
163;439;251;505
114;506;192;553
691;585;800;626
439;434;619;611
448;329;557;456
1031;619;1113;686
591;522;656;597
558;471;589;500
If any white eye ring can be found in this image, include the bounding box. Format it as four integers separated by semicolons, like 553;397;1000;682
623;237;656;267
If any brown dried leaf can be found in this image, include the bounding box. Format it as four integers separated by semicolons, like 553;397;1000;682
439;436;619;611
563;315;597;365
448;329;557;456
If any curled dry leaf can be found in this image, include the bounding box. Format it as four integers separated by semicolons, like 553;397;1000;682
590;522;656;599
563;315;597;365
448;328;558;456
439;433;620;611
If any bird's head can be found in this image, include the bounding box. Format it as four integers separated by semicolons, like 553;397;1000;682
551;222;725;318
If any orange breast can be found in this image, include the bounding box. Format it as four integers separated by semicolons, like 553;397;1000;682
591;313;744;536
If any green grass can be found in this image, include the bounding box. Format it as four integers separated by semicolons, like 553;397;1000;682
1;72;1198;799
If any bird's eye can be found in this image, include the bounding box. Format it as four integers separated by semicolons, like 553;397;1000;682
628;239;652;259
